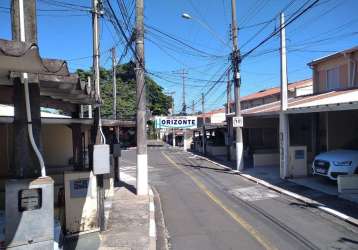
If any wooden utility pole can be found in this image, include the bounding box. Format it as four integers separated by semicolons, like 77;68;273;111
231;0;244;171
279;12;290;179
112;47;117;120
92;0;105;231
201;93;206;154
226;69;231;161
135;0;148;196
192;100;195;114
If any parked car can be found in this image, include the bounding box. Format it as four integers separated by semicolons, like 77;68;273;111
312;149;358;180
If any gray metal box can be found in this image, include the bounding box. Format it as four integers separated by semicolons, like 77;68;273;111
112;144;122;157
6;177;54;250
93;144;110;175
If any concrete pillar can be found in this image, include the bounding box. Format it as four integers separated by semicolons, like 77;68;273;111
172;129;176;147
71;123;84;170
11;0;42;178
12;79;43;178
279;113;290;179
11;0;37;43
311;113;318;161
326;112;329;151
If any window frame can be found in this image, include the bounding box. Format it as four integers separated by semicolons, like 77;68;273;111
326;66;340;91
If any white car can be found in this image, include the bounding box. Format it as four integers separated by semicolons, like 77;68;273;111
312;149;358;181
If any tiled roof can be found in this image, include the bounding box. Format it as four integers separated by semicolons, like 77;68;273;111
200;79;312;118
197;107;225;118
308;46;358;66
240;88;358;117
0;39;97;108
239;79;312;102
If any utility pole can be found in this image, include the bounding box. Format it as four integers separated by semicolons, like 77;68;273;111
182;69;187;114
135;0;148;196
182;69;188;151
165;91;175;147
192;100;195;114
226;69;231;161
279;12;289;179
201;93;206;154
112;47;117;120
92;0;105;231
230;0;244;171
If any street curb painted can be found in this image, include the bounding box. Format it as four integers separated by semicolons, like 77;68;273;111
149;187;157;250
186;150;358;227
152;186;170;250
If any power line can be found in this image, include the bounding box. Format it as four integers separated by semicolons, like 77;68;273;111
241;0;320;61
145;24;227;58
38;0;91;11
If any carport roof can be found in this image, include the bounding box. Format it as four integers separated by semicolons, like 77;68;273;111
0;39;97;109
0;39;43;74
194;122;226;130
238;88;358;117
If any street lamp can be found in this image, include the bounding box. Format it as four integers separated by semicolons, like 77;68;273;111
181;12;229;48
182;13;192;19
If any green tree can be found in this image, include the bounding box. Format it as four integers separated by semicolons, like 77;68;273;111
76;62;172;119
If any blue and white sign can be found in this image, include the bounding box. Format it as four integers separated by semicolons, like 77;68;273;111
155;116;197;129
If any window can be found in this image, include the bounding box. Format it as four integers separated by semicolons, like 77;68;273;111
326;67;340;90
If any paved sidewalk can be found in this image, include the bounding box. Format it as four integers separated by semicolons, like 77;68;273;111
99;184;150;250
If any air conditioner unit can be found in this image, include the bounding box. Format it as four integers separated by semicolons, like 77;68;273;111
288;146;307;177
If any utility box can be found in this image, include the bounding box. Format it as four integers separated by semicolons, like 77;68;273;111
64;171;98;235
112;144;122;158
5;177;54;250
288;146;307;177
93;144;110;175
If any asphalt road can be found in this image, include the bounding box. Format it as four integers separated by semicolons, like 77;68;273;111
121;145;358;250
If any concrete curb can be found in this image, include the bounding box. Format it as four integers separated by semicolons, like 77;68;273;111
149;187;157;250
152;186;170;250
187;151;358;227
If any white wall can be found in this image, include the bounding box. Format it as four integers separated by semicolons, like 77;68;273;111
42;124;73;166
210;112;226;124
296;85;313;96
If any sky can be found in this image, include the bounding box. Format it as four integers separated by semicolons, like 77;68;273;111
0;0;357;113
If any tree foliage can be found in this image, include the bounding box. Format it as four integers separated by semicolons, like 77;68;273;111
76;62;172;119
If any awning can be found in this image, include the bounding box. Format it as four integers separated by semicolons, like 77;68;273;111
287;88;358;114
239;88;358;117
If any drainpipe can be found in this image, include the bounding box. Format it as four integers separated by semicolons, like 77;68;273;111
19;0;46;177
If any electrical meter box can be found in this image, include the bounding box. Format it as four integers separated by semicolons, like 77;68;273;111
93;144;110;175
5;177;54;250
288;146;307;177
64;171;98;235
